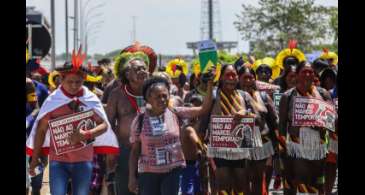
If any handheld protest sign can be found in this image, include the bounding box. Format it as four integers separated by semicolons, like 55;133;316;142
255;80;280;98
198;40;218;73
209;116;255;148
48;109;96;155
273;92;283;113
292;97;336;132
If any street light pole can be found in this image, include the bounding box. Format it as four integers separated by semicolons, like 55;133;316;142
74;0;78;49
50;0;56;70
80;0;83;49
81;1;105;53
65;0;69;60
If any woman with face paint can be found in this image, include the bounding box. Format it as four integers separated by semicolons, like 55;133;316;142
278;61;333;195
237;66;279;195
206;64;264;195
128;75;214;195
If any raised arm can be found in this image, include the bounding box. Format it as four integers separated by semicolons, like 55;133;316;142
176;80;214;118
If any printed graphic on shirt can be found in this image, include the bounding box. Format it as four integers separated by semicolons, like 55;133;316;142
149;116;167;136
154;143;180;166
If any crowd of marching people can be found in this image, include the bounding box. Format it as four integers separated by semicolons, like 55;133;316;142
26;40;338;195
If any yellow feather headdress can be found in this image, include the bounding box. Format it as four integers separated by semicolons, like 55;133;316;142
192;62;221;82
48;71;60;90
320;48;338;66
252;57;281;80
275;40;306;69
165;58;189;79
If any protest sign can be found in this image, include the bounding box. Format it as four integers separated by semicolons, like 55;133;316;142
48;109;96;155
198;40;218;73
273;92;282;112
256;80;280;97
292;97;336;132
209;115;255;148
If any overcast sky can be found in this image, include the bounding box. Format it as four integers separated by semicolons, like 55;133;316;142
26;0;338;56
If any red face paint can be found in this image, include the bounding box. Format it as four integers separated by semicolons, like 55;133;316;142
298;67;314;86
224;72;238;81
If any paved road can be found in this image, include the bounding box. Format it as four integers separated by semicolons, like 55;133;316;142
30;165;338;195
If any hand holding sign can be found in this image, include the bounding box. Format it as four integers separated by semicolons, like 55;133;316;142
292;97;336;132
69;118;95;144
49;110;96;155
199;40;218;74
69;129;87;145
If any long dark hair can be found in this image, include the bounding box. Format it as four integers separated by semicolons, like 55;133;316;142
218;64;235;89
237;66;257;90
279;65;297;91
189;73;200;91
296;61;313;74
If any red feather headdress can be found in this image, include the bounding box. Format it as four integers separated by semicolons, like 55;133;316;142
56;46;88;75
120;42;157;73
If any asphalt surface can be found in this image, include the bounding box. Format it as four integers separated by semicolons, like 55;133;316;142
30;165;338;195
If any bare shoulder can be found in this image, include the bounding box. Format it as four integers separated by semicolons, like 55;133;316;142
109;86;126;101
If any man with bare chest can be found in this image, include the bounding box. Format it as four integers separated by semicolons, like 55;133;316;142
106;51;150;195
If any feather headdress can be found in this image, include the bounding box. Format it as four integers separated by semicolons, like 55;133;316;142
275;39;306;69
119;42;157;73
320;48;338;66
56;46;89;75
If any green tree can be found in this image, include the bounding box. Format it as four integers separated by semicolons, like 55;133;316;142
328;6;338;44
234;0;336;54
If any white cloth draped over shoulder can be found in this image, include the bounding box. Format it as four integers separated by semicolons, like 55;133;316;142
26;86;119;156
